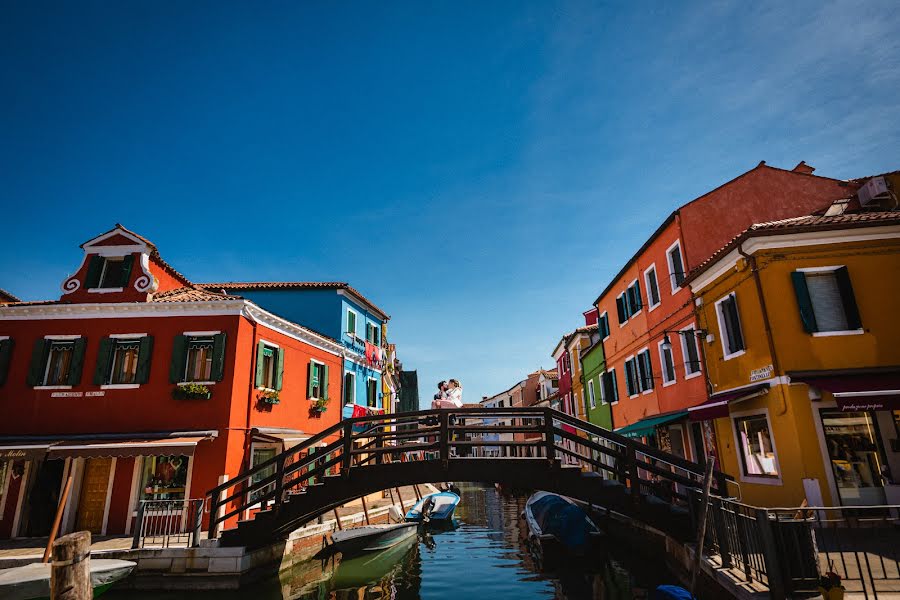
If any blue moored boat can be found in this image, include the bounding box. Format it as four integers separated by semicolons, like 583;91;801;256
524;491;603;565
405;491;460;523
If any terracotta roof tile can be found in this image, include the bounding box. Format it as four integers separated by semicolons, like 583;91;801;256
152;287;243;303
685;211;900;284
197;281;389;320
0;288;20;303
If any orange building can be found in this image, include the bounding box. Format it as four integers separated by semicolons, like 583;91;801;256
0;225;347;539
593;162;858;463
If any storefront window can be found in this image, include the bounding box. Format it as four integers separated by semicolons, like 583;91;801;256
139;455;189;501
821;410;886;506
735;414;778;477
250;447;277;503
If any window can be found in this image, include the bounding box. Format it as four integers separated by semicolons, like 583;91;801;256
249;446;277;503
185;338;213;381
308;361;327;399
659;341;676;385
680;329;702;376
171;333;226;383
570;349;578;374
626;280;642;316
45;341;74;385
588;380;596;409
366;378;378;407
346;309;357;336
598;312;610;339
624;357;639;397
637;349;654;392
667;241;685;291
0;338;12;386
716;293;745;358
616;294;627;325
344;371;355;404
791;267;862;334
85;255;134;290
644;265;661;309
600;369;618;404
734;414;778;477
139;455;189;501
93;336;153;386
365;323;380;345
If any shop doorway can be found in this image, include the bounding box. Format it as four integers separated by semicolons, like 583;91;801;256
75;457;112;534
821;409;887;506
24;459;65;537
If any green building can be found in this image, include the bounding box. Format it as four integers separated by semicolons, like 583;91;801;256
580;338;613;430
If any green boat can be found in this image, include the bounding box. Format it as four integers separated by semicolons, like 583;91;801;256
0;559;136;599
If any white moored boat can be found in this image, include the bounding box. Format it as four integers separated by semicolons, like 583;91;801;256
0;558;136;600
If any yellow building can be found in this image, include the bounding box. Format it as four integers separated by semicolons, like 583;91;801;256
686;208;900;508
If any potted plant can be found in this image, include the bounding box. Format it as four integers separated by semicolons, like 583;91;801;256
172;383;211;400
310;396;330;416
258;390;280;405
818;571;844;600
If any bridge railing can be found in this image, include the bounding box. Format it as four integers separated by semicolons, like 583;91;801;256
205;407;730;538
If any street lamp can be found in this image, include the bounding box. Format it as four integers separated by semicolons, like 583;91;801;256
660;328;707;352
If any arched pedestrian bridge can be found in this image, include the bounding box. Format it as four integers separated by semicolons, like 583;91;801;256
206;407;730;548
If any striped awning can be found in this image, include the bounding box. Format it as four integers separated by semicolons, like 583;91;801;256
47;435;214;459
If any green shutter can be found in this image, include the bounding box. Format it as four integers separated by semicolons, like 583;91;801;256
790;272;818;333
834;267;862;330
85;255;104;288
308;446;317;485
67;337;87;386
27;338;50;386
610;369;618;402
307;360;315;398
347;311;356;335
0;338;13;386
94;338;113;385
170;335;188;383
211;333;226;381
274;348;285;391
120;254;134;287
322;364;329;398
135;336;154;383
634;281;643;310
255;341;265;387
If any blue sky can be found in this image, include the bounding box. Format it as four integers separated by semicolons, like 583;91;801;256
2;1;899;405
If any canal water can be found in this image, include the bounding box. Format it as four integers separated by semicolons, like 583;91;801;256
109;483;678;599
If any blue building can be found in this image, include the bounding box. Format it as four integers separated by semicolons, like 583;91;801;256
199;282;389;413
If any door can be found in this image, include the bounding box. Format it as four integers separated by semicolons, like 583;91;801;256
820;410;887;506
76;457;112;534
25;459;65;537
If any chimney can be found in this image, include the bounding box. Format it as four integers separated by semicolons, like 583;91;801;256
792;161;815;175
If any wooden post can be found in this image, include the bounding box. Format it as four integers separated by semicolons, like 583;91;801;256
755;508;786;600
190;499;204;548
43;475;73;563
273;454;287;513
626;446;641;503
360;495;371;525
332;508;343;531
690;457;716;598
207;489;221;539
131;501;147;549
543;408;556;464
439;412;450;466
395;487;406;513
413;484;422;501
342;421;353;475
51;531;91;600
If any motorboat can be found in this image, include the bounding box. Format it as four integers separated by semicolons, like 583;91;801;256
330;531;418;589
404;491;460;523
523;491;603;565
0;558;136;599
325;522;419;557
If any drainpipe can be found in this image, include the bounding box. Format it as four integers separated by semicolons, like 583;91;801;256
245;317;259;461
737;244;788;416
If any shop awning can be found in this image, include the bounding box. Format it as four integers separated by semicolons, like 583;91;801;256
790;370;900;412
251;427;309;449
615;411;688;439
0;442;56;460
688;382;771;421
47;433;216;459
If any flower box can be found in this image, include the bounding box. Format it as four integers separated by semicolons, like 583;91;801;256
172;384;211;400
258;390;280;405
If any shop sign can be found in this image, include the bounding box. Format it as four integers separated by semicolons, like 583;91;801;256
49;391;105;398
749;364;773;383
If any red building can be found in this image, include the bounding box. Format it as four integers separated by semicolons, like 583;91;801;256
0;225;344;539
593;162;858;462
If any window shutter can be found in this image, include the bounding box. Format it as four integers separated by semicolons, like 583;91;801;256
634;281;643;310
211;333;226;381
170;335;188;383
322;364;329;398
641;351;654;390
67;337;87;386
274;348;285;391
725;296;745;351
93;338;113;385
135;336;154;383
121;254;135;287
0;338;13;386
307;360;315;398
85;255;104;288
834;267;862;330
255;341;265;387
790;272;818;333
623;360;633;396
27;338;50;386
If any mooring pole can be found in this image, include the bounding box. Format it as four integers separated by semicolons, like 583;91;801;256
332;508;343;531
51;531;91;600
395;487;406;513
690;457;717;598
360;495;371;525
413;484;422;501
